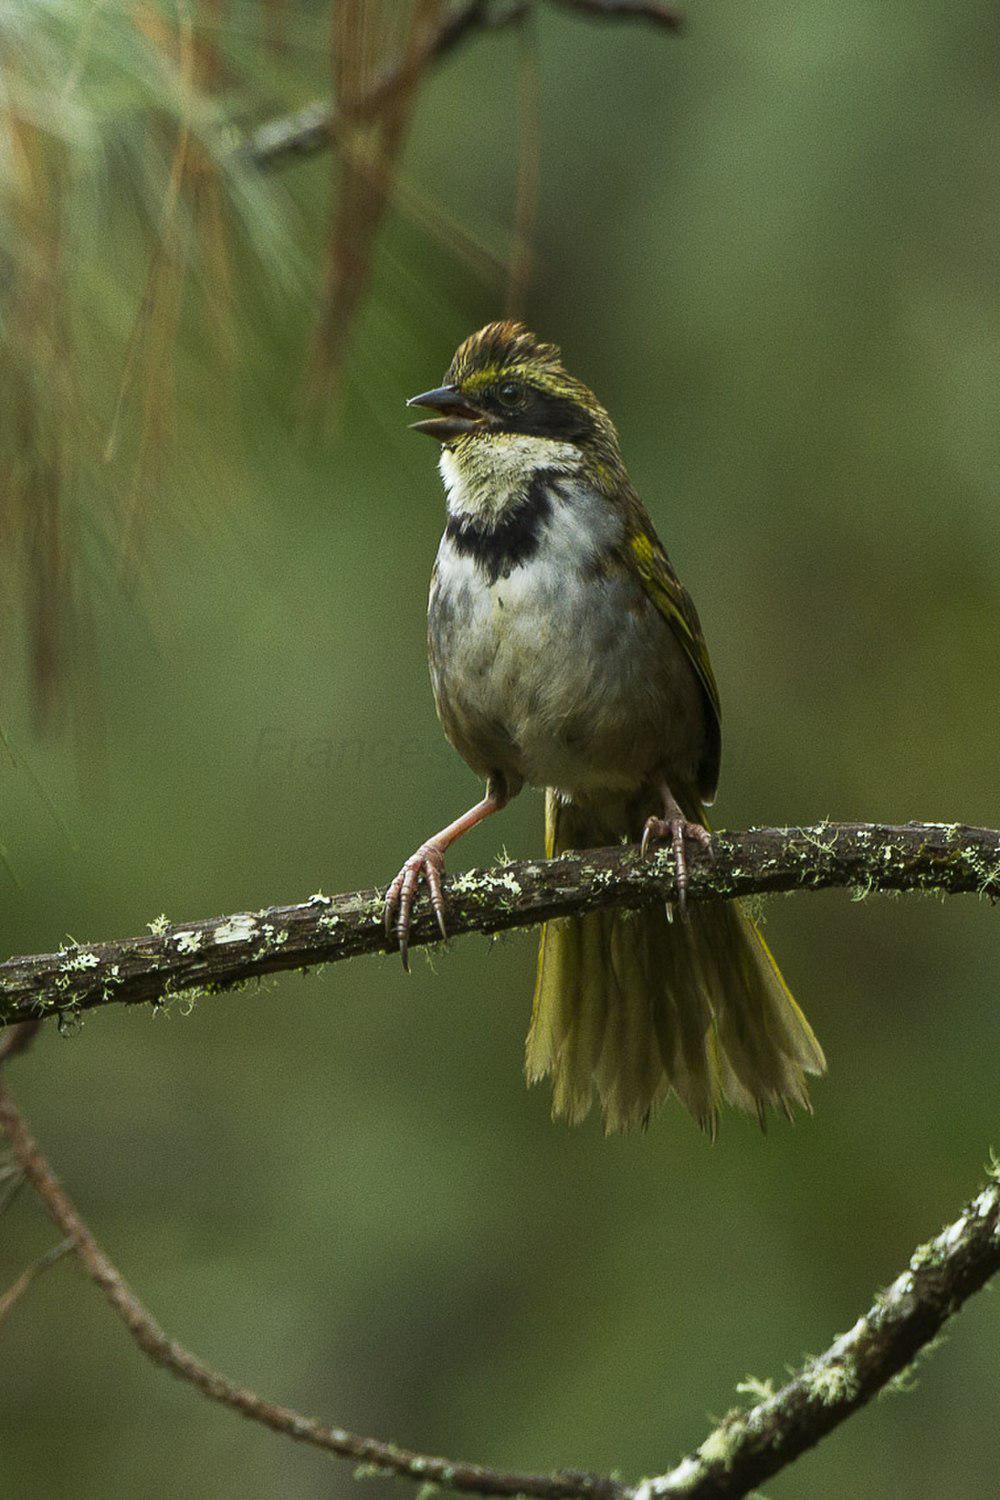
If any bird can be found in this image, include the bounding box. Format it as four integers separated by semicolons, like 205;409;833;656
384;321;825;1135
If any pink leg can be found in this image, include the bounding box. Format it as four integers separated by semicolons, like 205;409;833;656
640;782;712;914
384;785;508;970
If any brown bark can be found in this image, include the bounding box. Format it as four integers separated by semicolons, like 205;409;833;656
1;821;996;1030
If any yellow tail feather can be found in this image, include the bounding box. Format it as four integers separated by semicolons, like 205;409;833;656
525;789;825;1135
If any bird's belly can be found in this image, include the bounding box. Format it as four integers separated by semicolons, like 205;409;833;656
429;544;700;797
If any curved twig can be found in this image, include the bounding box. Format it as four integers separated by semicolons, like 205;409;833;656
0;1077;620;1500
1;1074;996;1498
0;822;997;1030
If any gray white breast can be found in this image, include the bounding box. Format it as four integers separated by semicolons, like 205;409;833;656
428;465;691;798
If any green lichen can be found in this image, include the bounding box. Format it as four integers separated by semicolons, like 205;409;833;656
881;1330;948;1399
697;1412;744;1470
735;1374;775;1404
802;1358;859;1405
353;1463;394;1482
909;1239;938;1272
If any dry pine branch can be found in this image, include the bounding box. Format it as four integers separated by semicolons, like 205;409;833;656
241;0;681;170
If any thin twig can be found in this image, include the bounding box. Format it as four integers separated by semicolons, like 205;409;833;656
0;1164;26;1217
639;1171;1000;1498
0;822;997;1030
0;1077;621;1500
0;1236;74;1330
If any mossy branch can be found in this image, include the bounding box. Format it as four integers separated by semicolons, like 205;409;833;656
638;1169;1000;1498
1;821;998;1030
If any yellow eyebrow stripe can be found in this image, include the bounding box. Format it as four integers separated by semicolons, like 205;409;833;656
460;364;573;397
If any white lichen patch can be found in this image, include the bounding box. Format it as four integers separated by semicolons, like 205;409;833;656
449;868;522;899
635;1457;701;1498
60;950;99;972
308;891;331;906
887;1271;915;1302
973;1186;998;1218
147;914;170;936
173;930;203;955
213;915;257;945
99;964;123;1001
941;1216;967;1250
318;913;340;932
259;923;289;949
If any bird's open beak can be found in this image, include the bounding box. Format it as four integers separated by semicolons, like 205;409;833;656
407;384;490;442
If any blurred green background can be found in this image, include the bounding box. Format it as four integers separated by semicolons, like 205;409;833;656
2;2;999;1496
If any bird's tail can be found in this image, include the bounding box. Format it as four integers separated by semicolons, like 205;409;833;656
525;789;825;1135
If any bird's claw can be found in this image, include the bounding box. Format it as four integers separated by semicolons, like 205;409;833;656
383;842;448;971
641;815;712;915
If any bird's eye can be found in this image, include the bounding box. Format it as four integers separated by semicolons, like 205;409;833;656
497;381;522;408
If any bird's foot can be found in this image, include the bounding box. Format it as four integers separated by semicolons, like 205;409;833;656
383;842;448;971
640;815;712;914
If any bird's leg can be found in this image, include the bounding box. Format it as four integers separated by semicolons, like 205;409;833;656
384;779;509;971
640;782;712;914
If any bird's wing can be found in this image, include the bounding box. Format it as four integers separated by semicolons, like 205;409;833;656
621;514;722;803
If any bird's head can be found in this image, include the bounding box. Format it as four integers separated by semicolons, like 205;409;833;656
407;322;623;496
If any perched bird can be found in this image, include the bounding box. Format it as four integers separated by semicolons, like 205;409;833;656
385;322;824;1134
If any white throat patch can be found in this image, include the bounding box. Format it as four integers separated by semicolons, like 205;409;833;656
439;435;580;521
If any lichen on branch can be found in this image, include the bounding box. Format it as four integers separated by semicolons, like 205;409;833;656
0;821;997;1030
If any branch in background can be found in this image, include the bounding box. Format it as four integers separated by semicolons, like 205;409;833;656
241;0;681;170
242;1;531;169
0;1019;41;1064
639;1170;1000;1498
0;822;997;1030
550;0;682;25
0;1071;996;1497
0;1236;73;1331
0;1078;621;1500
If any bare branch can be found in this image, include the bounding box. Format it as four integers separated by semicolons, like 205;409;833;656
0;822;997;1031
640;1171;1000;1497
242;1;531;170
240;0;681;171
549;0;682;27
0;1077;622;1500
